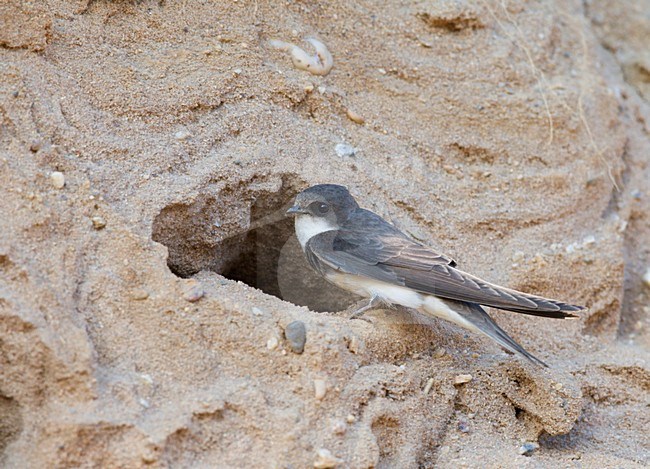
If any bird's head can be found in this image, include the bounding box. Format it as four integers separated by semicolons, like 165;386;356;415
286;184;359;247
287;184;358;224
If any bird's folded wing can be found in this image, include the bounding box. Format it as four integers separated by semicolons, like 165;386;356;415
306;223;583;318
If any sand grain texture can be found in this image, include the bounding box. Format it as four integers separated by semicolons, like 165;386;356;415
1;0;649;467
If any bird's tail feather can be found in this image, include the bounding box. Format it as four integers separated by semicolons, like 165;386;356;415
439;300;549;367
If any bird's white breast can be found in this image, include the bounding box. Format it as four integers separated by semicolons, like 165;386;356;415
294;215;337;249
326;271;480;333
326;272;425;309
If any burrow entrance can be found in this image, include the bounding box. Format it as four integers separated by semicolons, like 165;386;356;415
151;177;356;312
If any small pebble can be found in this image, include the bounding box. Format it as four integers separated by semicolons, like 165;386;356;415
423;377;434;395
458;420;470;433
314;448;341;468
454;374;473;385
583;235;596;246
346;108;365;124
335;143;356;157
284;320;307;354
91;216;106;230
130;288;149;301
174;130;191;140
30;140;42;152
50;171;65;189
252;306;264;316
642;268;650;289
346;414;356;423
182;280;204;302
518;442;539;456
314;379;327;400
266;336;279;350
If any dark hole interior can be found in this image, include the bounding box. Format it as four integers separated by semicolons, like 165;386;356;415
152;180;357;312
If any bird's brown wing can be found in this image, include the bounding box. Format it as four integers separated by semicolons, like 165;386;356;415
306;209;584;318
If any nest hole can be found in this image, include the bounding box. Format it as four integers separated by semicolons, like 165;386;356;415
152;180;356;312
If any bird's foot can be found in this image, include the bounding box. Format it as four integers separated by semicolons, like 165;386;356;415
349;296;389;322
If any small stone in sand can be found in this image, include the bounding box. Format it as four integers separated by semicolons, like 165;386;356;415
174;130;191;140
346;414;356;423
91;216;106;230
313;448;341;468
454;374;473;385
583;235;596;246
182;280;204;302
423;378;434;395
335;143;356;157
130;288;149;301
266;336;279;350
285;320;307;353
50;171;65;189
518;442;539;456
346;108;365;124
314;379;327;400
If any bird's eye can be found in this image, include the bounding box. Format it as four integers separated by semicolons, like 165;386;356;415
309;201;330;215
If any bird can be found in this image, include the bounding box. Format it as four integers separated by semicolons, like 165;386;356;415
285;184;585;367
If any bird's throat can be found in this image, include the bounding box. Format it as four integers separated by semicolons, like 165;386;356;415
294;215;337;249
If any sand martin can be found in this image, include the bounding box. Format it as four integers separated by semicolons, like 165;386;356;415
286;184;585;367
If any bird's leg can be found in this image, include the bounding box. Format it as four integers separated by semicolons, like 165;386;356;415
350;295;385;321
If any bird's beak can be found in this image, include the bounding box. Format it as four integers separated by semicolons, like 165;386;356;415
286;205;307;216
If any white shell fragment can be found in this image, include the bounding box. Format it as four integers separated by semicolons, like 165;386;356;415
268;37;333;76
454;374;473;385
50;171;65;189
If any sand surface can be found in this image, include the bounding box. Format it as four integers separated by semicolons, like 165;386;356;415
1;0;649;467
